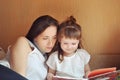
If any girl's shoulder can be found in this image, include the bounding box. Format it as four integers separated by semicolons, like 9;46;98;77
49;51;58;57
77;49;91;64
76;49;90;56
47;51;59;62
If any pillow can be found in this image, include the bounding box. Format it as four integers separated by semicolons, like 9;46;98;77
88;67;116;78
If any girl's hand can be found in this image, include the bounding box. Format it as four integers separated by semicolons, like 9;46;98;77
84;71;91;78
47;73;54;80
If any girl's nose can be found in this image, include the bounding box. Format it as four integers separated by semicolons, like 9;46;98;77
67;44;72;48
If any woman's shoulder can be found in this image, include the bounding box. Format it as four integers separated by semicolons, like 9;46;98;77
10;36;31;54
13;36;30;46
15;36;28;44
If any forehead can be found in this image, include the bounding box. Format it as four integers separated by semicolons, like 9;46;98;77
35;26;57;39
61;37;79;42
41;25;57;36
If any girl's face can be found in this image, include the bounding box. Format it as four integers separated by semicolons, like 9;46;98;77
60;37;79;56
34;26;57;53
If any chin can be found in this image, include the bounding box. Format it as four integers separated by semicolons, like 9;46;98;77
46;50;52;53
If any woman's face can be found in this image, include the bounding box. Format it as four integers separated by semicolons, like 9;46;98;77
34;26;57;53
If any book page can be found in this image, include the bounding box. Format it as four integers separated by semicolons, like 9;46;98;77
53;76;88;80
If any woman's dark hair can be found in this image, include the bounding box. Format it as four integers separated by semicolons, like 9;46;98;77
58;16;83;61
26;15;59;43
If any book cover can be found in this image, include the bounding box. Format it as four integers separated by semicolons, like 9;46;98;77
88;70;120;80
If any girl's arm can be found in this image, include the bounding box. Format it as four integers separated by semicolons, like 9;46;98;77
47;68;56;80
84;64;91;78
9;36;31;77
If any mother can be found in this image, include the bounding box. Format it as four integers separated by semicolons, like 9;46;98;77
8;15;59;80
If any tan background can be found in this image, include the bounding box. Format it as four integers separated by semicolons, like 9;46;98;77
0;0;120;69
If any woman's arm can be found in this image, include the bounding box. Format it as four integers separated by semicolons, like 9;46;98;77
9;36;31;77
84;64;91;78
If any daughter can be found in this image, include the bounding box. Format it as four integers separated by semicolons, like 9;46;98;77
46;16;91;80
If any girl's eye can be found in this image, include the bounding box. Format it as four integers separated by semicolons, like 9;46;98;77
72;43;76;45
64;43;68;45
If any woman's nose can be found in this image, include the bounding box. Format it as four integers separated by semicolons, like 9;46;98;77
47;39;54;46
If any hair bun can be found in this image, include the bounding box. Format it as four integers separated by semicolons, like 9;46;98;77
70;16;76;22
67;16;76;25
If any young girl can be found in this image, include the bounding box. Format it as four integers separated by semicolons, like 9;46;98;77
46;16;91;80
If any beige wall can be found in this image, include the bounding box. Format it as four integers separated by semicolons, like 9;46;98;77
0;1;120;56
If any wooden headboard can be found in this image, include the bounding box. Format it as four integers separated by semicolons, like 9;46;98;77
90;54;120;70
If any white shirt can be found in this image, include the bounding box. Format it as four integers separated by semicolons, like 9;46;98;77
0;59;10;68
46;49;90;78
26;41;47;80
7;40;47;80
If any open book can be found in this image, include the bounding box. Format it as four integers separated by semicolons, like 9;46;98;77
88;67;116;78
52;67;118;80
88;67;120;80
53;76;88;80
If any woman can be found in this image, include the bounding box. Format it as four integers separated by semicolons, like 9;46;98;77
8;15;59;80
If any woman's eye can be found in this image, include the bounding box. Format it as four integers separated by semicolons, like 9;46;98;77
43;38;48;40
53;36;57;40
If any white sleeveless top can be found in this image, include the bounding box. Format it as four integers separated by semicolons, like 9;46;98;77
26;40;47;80
7;40;47;80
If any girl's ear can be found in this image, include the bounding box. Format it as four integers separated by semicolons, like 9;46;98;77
58;36;62;42
58;39;61;43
